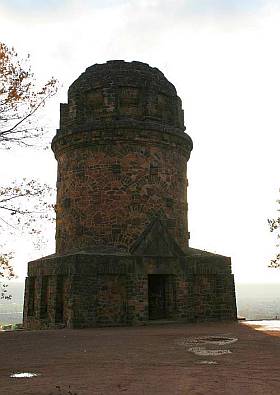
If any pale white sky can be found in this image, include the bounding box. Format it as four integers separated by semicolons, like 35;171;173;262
0;0;280;283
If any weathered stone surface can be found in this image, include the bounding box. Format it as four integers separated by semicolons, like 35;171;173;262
23;250;236;329
52;61;192;255
23;61;237;329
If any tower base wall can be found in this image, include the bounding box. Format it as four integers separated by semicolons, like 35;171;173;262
23;251;237;330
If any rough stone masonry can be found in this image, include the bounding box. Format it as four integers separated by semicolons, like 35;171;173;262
23;60;237;329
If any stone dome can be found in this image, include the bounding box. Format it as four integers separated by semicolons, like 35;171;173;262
58;60;186;134
70;60;177;96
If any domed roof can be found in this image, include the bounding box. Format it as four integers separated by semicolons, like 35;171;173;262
53;60;193;163
69;60;177;97
57;60;187;136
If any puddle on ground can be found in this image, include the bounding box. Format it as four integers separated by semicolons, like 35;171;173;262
182;335;238;346
188;346;232;356
197;360;218;365
177;335;238;358
10;372;41;378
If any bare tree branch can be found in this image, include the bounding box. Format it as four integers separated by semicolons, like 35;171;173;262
0;42;58;293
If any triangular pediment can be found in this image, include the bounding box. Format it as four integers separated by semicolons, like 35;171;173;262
130;218;185;257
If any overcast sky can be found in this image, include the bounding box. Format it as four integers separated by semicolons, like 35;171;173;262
1;0;280;284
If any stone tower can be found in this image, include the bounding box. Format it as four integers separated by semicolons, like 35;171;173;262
23;61;237;329
53;60;192;255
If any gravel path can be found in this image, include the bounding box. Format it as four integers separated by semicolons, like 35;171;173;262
0;321;280;394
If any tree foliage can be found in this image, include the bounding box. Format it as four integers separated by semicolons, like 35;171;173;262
0;42;58;298
0;179;54;238
0;42;58;148
0;253;15;299
268;197;280;268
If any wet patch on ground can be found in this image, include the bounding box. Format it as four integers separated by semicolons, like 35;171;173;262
177;334;238;360
197;360;218;365
10;372;41;378
188;346;232;356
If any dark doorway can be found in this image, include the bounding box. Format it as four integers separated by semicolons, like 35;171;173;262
148;275;168;320
40;276;49;319
55;276;64;323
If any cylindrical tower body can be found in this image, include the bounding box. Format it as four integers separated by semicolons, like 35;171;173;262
52;61;193;255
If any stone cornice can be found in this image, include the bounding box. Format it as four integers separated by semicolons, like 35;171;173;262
57;117;186;136
52;126;193;160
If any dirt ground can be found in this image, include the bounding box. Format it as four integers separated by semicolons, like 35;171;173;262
1;321;280;395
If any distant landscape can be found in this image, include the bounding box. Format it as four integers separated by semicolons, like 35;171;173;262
0;282;279;325
0;282;24;326
235;283;280;320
